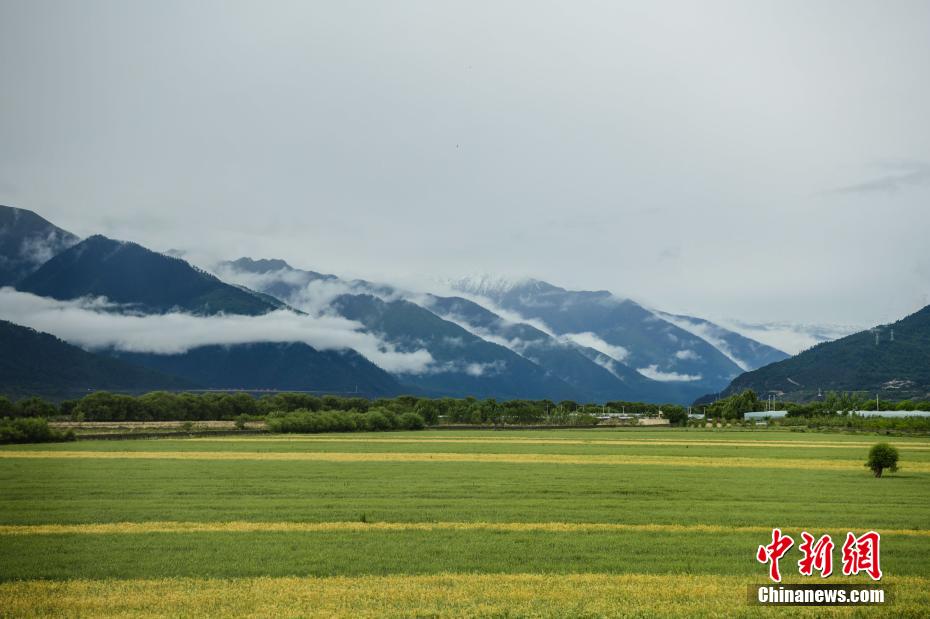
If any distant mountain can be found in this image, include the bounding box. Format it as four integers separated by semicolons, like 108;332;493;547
18;235;279;315
653;311;789;371
0;320;194;400
330;293;581;401
0;206;798;405
424;295;702;402
113;341;405;396
220;259;589;401
217;258;719;403
217;257;338;303
451;277;754;393
723;305;930;401
0;205;79;286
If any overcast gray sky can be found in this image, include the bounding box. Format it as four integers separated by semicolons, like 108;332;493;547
2;0;929;329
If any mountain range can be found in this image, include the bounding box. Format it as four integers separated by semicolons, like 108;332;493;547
11;204;906;405
215;258;710;402
449;276;788;393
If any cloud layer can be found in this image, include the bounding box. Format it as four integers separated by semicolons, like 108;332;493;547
0;288;433;374
636;365;702;383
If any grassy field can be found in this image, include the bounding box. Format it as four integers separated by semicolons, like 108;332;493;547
1;428;929;617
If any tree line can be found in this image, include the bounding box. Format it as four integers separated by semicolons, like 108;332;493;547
0;391;689;426
698;389;930;432
700;389;930;420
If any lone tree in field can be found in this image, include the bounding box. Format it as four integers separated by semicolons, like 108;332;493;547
866;443;900;478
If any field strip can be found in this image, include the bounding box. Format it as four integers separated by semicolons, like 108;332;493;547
3;449;930;471
2;573;927;618
2;520;928;537
187;436;930;450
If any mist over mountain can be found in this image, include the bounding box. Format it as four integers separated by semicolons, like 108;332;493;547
217;259;759;402
0;206;819;404
652;311;789;371
449;277;771;394
331;293;580;401
18;235;279;316
712;319;863;356
723;305;930;402
423;294;700;403
0;205;79;286
0;213;427;398
217;260;585;400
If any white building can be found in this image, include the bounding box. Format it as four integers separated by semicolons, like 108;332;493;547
851;410;930;418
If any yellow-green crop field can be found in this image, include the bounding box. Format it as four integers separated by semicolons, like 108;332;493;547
1;429;929;617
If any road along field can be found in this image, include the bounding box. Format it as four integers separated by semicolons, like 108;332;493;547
1;429;929;617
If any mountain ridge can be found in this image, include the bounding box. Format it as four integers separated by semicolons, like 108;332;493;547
450;278;760;393
722;304;930;401
18;235;280;316
0;205;80;286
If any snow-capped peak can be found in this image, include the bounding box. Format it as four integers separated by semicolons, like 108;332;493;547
448;274;536;297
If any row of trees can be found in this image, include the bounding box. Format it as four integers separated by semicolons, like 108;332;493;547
0;391;690;426
266;409;426;433
700;390;930;431
701;389;930;420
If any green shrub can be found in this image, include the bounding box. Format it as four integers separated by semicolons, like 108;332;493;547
0;418;75;444
364;411;393;431
397;412;426;430
266;409;425;434
866;443;900;478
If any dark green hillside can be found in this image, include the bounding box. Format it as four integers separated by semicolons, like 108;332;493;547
723;305;930;401
0;205;79;285
18;235;278;315
0;320;194;399
115;342;404;396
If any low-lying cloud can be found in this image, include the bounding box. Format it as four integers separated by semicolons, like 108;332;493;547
713;318;860;356
425;292;634;370
0;288;433;374
636;364;702;382
559;331;629;362
656;312;749;371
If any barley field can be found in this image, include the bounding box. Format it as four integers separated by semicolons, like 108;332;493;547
1;429;929;617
